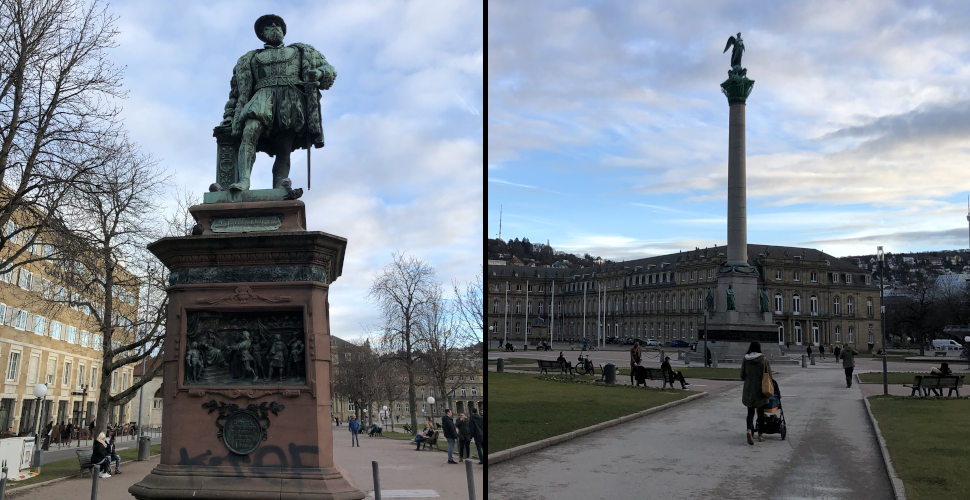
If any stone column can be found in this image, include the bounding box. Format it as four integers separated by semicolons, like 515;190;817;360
726;101;747;266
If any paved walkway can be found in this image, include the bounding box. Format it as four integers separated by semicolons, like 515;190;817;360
489;357;911;500
7;426;483;499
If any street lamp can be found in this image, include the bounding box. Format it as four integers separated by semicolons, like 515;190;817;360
878;246;888;396
427;396;435;419
32;383;47;471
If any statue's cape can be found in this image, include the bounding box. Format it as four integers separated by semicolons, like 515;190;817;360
223;43;335;151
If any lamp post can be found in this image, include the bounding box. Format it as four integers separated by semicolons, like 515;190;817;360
427;396;435;420
32;383;47;471
878;246;888;396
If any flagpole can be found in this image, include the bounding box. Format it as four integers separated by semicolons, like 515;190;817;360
524;279;530;349
503;281;508;347
550;280;556;346
582;281;587;342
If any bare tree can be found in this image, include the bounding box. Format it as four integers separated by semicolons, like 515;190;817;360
46;140;168;434
453;271;483;337
417;288;478;414
0;0;124;276
332;339;379;425
369;252;437;433
371;354;407;432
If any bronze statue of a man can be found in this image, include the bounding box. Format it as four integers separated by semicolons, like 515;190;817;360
220;14;336;191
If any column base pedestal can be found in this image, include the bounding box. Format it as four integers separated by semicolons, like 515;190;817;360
129;463;364;500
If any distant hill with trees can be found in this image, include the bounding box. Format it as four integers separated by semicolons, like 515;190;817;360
487;238;610;269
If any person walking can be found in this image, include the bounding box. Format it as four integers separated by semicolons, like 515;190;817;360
348;415;360;447
442;409;459;464
470;408;484;464
91;432;111;478
741;341;771;445
806;344;813;361
630;340;642;385
457;412;472;460
839;344;859;388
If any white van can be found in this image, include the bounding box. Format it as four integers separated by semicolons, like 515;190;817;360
932;339;962;351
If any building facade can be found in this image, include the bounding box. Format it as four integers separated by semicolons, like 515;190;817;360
0;218;138;436
487;244;883;352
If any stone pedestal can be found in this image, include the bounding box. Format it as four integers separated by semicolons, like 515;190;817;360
129;200;363;500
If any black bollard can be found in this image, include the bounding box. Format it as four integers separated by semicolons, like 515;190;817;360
496;358;504;373
465;458;476;500
372;461;381;500
90;465;99;500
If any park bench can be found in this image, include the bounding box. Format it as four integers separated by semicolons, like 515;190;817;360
633;367;674;389
76;450;95;477
904;375;964;397
420;430;439;451
537;359;573;375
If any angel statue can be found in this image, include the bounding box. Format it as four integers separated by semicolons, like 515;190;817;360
723;32;744;68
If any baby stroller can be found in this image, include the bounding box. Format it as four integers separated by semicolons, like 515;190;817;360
758;379;787;440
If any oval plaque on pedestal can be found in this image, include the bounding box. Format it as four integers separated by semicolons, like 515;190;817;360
223;411;264;455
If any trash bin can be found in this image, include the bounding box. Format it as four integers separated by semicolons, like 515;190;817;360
497;358;504;373
801;355;807;368
138;435;152;461
604;363;616;384
810;354;816;366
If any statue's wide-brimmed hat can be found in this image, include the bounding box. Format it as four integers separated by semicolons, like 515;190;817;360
255;14;286;42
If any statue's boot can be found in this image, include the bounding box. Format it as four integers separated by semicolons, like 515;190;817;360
230;143;256;191
272;158;290;189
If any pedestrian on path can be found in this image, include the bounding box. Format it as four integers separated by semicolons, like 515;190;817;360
349;416;361;447
630;340;642;385
457;412;472;460
839;344;859;388
443;409;458;464
741;341;770;445
470;408;484;464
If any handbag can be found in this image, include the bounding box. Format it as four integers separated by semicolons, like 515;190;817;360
761;359;774;397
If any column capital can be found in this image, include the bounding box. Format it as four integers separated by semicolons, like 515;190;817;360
721;67;754;104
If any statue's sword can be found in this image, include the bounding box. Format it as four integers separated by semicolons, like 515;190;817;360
305;81;312;190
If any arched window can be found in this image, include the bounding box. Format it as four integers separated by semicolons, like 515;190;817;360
812;322;820;345
833;296;841;315
774;293;783;313
793;295;801;314
810;295;819;316
866;298;873;318
848;326;855;343
795;322;803;344
777;322;785;345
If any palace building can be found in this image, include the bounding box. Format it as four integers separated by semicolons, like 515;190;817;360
487;244;883;352
0;209;138;436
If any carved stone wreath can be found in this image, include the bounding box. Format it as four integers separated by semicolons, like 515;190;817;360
201;400;285;455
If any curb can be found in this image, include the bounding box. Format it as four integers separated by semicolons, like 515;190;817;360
860;383;907;499
488;391;709;466
4;455;159;496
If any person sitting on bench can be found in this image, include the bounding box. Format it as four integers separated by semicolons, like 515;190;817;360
368;423;382;436
661;356;691;389
557;352;568;371
930;362;952;376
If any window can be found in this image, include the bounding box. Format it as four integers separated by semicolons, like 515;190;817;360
111;371;118;392
348;402;355;411
846;274;852;284
810;296;819;316
848;326;855;343
792;295;801;314
866;298;873;318
794;323;803;344
81;330;90;348
835;326;842;343
0;270;11;283
777;323;785;345
63;361;72;387
33;316;46;335
27;354;39;385
515;301;521;314
122;373;128;390
811;271;818;282
51;322;61;340
90;364;98;388
0;303;5;324
834;296;841;315
396;403;402;412
493;300;499;313
775;271;782;280
78;365;86;389
461;388;467;397
68;326;77;343
812;323;820;344
5;351;20;381
18;269;32;290
774;293;783;313
46;357;56;385
153;399;162;409
793;271;800;282
471;388;478;396
14;310;27;329
847;296;855;315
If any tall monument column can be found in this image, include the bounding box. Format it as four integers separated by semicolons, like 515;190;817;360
704;32;778;359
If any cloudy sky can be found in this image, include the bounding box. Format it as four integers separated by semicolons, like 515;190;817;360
108;0;482;341
488;1;970;263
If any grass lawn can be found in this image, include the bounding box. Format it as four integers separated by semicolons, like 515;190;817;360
867;396;970;499
7;444;162;489
489;372;691;453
